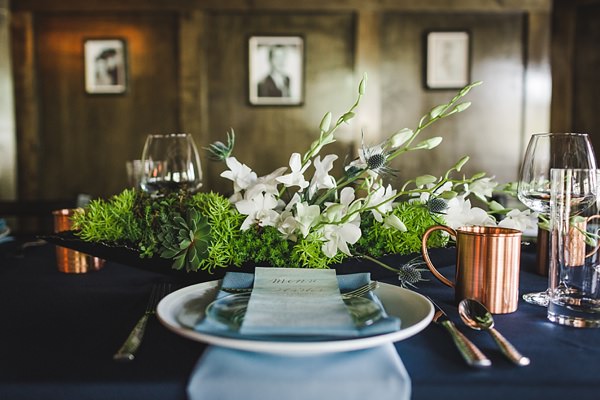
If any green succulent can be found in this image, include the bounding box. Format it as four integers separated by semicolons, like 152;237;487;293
157;208;211;271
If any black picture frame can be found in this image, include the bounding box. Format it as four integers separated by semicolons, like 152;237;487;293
248;35;304;106
84;38;128;94
424;30;471;90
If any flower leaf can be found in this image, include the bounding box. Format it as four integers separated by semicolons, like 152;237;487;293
454;102;471;113
429;104;447;119
415;175;437;187
359;74;367;95
341;112;355;123
438;190;458;199
413;137;443;150
389;128;413;148
319;112;332;133
454;156;470;171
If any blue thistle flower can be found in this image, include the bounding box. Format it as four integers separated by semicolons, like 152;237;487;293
427;197;449;214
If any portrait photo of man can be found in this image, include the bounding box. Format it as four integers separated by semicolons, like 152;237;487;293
249;36;303;105
257;45;291;98
84;39;127;94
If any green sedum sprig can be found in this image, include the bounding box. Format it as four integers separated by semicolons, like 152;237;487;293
72;189;142;243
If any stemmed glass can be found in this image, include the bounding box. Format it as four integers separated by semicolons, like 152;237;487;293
140;133;203;195
517;133;597;306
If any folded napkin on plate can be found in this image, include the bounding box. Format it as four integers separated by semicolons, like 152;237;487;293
187;343;411;400
194;270;400;339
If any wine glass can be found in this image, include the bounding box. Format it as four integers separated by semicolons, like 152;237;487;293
140;133;203;195
517;133;597;306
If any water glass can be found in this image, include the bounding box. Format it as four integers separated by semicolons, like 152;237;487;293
140;133;203;195
547;169;600;327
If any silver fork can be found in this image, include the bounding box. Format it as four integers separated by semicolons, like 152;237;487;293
341;281;379;299
221;281;379;299
113;282;172;361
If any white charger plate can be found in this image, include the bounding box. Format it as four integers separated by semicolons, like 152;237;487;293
157;280;433;355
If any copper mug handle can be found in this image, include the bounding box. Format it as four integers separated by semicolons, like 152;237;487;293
421;225;455;288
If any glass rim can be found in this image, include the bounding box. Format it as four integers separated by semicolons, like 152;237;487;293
550;167;600;173
146;133;191;138
531;132;589;137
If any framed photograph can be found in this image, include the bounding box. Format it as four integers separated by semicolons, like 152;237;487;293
84;39;127;94
425;31;470;90
248;35;304;106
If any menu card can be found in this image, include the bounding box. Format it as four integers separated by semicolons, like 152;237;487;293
240;267;356;336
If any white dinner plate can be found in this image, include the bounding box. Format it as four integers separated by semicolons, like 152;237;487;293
157;280;433;355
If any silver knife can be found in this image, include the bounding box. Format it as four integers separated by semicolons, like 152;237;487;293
427;296;492;368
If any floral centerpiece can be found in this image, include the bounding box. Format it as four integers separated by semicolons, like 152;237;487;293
72;76;536;287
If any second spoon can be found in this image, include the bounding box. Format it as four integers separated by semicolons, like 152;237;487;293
458;298;530;366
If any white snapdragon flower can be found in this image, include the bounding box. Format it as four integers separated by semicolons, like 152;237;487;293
284;193;302;212
235;192;280;230
307;154;338;199
245;167;287;200
295;202;321;238
320;218;362;257
444;196;495;229
465;177;497;201
319;186;363;258
365;183;397;222
498;209;538;231
276;210;299;241
324;187;362;221
383;214;407;232
220;157;257;194
276;153;310;189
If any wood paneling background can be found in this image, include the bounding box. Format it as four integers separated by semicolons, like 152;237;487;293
380;12;525;184
551;0;600;156
35;13;179;199
205;12;355;195
8;1;553;200
572;3;600;155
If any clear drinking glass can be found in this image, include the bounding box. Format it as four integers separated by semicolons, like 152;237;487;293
140;133;203;195
547;168;600;327
517;133;597;306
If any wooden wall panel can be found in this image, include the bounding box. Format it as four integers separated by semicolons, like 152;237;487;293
380;12;525;184
572;3;600;156
9;1;554;200
35;13;179;199
204;12;355;195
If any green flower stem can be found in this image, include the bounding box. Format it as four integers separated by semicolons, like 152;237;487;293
301;75;366;166
386;81;481;162
359;253;401;274
312;172;363;206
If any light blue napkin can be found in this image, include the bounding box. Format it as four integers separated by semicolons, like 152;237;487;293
0;219;13;244
187;343;411;400
194;271;400;339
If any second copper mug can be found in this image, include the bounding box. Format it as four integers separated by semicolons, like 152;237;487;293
421;225;522;314
53;209;104;274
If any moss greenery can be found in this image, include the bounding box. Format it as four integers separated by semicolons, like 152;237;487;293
71;188;448;278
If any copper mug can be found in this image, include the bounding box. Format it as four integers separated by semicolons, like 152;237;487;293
421;225;522;314
52;209;104;273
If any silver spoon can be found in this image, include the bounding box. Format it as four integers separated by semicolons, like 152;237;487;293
458;298;530;366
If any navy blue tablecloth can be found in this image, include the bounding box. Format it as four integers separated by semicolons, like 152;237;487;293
0;241;598;400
